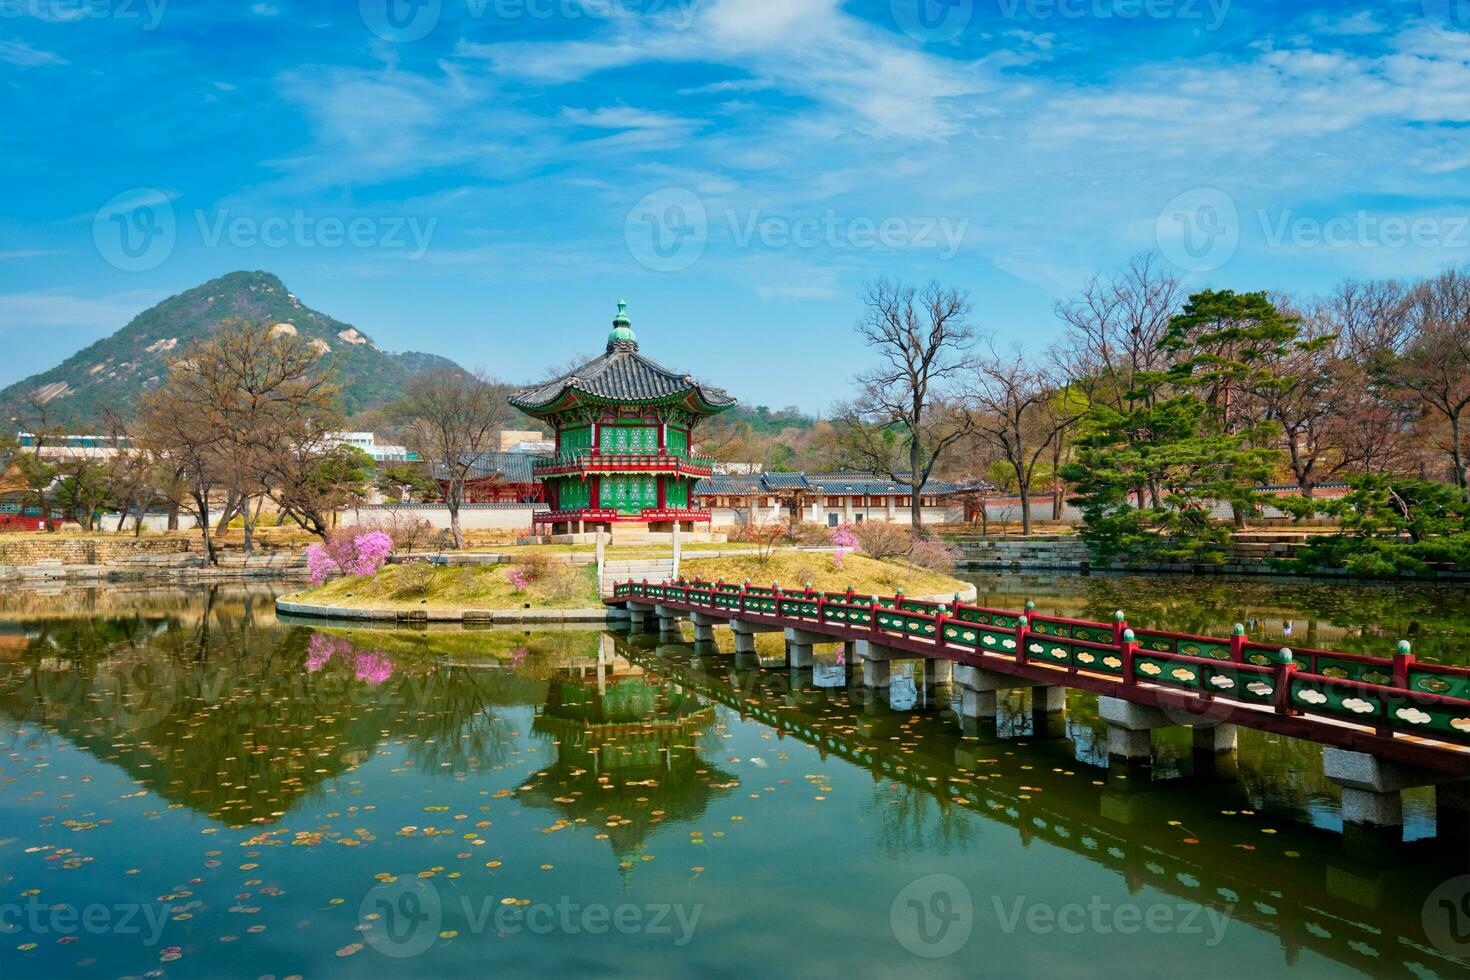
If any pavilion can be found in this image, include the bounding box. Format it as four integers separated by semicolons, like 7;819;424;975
510;301;735;542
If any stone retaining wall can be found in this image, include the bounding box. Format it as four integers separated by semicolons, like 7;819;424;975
276;599;622;624
952;535;1469;578
0;551;308;583
0;536;200;565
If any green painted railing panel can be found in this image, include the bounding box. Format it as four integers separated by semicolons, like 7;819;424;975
1025;637;1076;668
1133;655;1208;691
1311;655;1393;685
1199;664;1278;703
1409;670;1470;700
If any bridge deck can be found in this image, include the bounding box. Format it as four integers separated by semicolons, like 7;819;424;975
609;580;1470;775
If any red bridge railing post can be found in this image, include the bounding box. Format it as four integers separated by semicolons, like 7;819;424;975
1230;624;1246;662
1112;610;1127;646
1393;640;1415;690
1121;629;1138;686
1275;651;1298;716
1015;614;1029;664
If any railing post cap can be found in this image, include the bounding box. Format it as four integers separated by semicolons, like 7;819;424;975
1233;623;1246;636
1123;628;1136;642
1025;600;1036;612
1114;610;1125;622
1279;647;1294;662
1398;640;1413;655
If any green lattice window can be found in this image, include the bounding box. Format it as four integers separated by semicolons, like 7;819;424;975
666;479;690;508
602;475;657;513
558;478;591;510
600;425;657;452
667;427;688;452
560;425;592;453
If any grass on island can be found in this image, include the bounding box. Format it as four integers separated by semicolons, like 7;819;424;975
676;552;969;600
289;550;969;612
291;563;602;610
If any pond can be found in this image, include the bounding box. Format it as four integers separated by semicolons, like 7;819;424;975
2;575;1469;979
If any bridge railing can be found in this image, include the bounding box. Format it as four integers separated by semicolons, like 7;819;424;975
611;578;1470;750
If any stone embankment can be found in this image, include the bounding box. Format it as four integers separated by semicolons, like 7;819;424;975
0;536;308;583
948;533;1470;577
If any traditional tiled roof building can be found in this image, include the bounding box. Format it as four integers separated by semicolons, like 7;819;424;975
696;471;969;526
510;302;735;537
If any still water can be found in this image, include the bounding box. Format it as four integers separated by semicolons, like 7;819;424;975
1;574;1469;979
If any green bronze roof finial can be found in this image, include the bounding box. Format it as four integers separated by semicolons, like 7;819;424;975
608;299;637;349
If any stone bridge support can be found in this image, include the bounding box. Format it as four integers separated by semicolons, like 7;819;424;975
625;601;656;630
690;612;724;644
954;665;1067;721
1323;748;1470;834
654;604;687;637
1098;697;1236;764
854;640;901;688
784;627;838;669
729;618;781;656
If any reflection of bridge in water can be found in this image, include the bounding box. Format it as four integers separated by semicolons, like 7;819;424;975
613;581;1470;838
612;629;1470;978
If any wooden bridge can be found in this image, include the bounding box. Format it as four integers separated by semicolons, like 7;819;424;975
608;579;1470;829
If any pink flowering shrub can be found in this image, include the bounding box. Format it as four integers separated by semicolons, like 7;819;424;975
306;531;396;586
831;522;861;570
508;568;530;592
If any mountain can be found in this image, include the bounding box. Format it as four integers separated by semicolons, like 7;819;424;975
0;271;468;427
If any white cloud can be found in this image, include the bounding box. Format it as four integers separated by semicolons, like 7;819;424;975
0;289;163;332
0;40;67;68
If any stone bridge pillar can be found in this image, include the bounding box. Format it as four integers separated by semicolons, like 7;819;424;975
690;611;723;644
626;601;655;631
784;627;833;669
729;618;780;657
1098;697;1236;765
854;640;896;689
1323;748;1470;835
953;665;1067;721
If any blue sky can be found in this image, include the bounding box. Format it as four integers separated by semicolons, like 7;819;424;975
3;0;1470;413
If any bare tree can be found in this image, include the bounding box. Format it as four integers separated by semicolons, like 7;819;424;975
1395;268;1470;490
137;319;344;557
965;344;1077;535
393;368;514;549
835;280;975;529
1056;253;1183;413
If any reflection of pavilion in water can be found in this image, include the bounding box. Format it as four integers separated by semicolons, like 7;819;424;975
523;636;735;873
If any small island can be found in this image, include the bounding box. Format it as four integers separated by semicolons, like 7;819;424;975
279;550;975;623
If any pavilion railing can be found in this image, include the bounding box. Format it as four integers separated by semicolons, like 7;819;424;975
532;448;717;475
609;579;1470;748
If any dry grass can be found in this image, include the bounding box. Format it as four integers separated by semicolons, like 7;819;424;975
676;552;968;599
291;563;602;610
